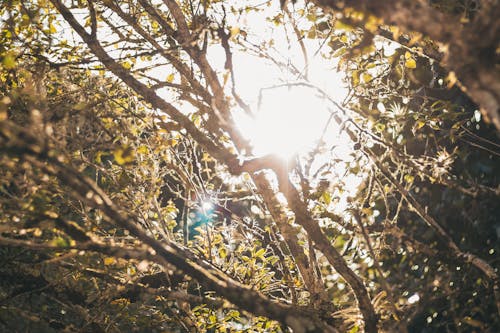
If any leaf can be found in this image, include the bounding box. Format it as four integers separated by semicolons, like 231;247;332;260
321;191;332;205
362;73;372;83
113;145;135;165
51;236;69;247
230;26;240;38
95;151;106;163
49;23;57;34
349;325;359;333
415;120;426;130
254;248;266;259
166;73;175;83
446;71;457;88
191;113;202;127
137;145;148;154
121;61;132;70
167;138;178;147
104;257;116;266
334;20;354;31
404;174;415;184
405;58;416;69
0;96;11;120
307;27;317;39
2;54;16;69
352;70;360;86
219;247;227;259
374;123;386;133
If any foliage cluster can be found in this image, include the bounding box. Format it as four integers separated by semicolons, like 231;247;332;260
0;1;499;332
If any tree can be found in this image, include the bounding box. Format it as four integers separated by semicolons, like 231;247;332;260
312;0;500;130
0;0;498;332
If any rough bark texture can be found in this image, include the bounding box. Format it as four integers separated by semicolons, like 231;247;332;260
313;0;500;131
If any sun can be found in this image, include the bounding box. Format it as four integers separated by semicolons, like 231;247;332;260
222;4;348;159
235;85;336;158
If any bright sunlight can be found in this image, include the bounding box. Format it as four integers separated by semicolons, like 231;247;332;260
225;2;348;159
235;85;334;158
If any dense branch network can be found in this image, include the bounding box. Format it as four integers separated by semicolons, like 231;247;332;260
0;0;499;332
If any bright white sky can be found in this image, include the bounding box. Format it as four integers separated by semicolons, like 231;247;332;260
218;1;349;158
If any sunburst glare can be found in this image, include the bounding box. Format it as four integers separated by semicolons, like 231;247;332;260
235;85;333;158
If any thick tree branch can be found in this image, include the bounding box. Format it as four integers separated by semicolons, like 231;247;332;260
276;173;378;333
0;119;337;333
253;172;330;309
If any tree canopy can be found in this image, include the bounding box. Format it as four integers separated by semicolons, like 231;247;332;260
0;1;499;332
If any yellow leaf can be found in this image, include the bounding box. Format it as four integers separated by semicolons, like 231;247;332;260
166;73;174;83
364;15;381;33
334;20;354;31
44;210;59;219
137;145;148;154
404;174;415;184
113;145;135;165
104;257;116;266
2;54;16;69
230;26;240;38
191;114;202;127
49;23;57;34
352;70;360;86
201;152;212;162
321;191;332;205
446;71;457;88
219;247;227;259
405;58;416;69
389;26;400;40
95;151;106;163
51;236;68;247
414;120;426;130
0;96;11;118
408;33;422;46
254;248;266;259
167;138;178;147
404;51;412;59
362;73;372;83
